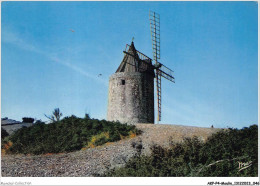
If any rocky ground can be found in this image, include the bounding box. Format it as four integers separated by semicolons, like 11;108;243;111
1;124;220;177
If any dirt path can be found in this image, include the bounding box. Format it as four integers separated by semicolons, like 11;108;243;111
1;124;220;177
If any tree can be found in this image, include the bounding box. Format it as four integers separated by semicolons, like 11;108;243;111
45;108;63;122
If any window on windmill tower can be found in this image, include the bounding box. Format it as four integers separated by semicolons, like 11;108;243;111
121;79;125;85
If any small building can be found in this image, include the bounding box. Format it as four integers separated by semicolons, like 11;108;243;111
1;117;34;135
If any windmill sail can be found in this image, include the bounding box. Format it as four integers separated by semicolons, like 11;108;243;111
150;10;162;122
149;11;160;62
150;11;175;122
157;63;175;83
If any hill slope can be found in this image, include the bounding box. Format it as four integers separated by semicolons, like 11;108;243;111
1;124;219;177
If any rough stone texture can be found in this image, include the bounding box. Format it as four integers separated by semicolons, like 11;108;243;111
1;124;220;177
107;72;154;125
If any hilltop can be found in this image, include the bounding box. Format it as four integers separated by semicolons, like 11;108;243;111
1;124;219;176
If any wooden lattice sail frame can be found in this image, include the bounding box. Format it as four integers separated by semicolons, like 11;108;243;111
150;11;175;123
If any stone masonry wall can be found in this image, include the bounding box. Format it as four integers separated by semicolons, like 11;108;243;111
107;72;154;125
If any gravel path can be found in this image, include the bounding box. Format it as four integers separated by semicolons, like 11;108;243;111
1;124;220;177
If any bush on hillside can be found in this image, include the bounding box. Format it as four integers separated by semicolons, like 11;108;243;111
1;128;9;140
6;115;141;155
103;125;258;177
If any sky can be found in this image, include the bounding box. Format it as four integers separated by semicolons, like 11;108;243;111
1;1;258;129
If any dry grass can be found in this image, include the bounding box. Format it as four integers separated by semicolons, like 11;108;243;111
83;131;110;149
81;130;138;150
1;141;13;155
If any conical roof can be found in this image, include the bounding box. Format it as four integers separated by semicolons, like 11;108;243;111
116;42;154;75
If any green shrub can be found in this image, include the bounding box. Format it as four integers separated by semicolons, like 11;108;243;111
7;115;141;155
103;125;258;177
1;128;9;140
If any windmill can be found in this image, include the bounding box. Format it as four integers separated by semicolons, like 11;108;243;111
149;10;175;122
107;11;174;125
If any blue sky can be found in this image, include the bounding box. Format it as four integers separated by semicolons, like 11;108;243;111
1;1;258;129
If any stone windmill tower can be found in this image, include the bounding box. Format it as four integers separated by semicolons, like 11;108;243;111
107;41;155;125
107;11;175;125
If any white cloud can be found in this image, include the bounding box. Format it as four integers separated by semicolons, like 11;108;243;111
2;29;43;54
2;28;108;86
49;55;107;85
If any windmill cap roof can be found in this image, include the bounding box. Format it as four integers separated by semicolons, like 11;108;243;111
116;41;154;74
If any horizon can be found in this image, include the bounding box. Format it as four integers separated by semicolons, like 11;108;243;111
1;1;258;129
